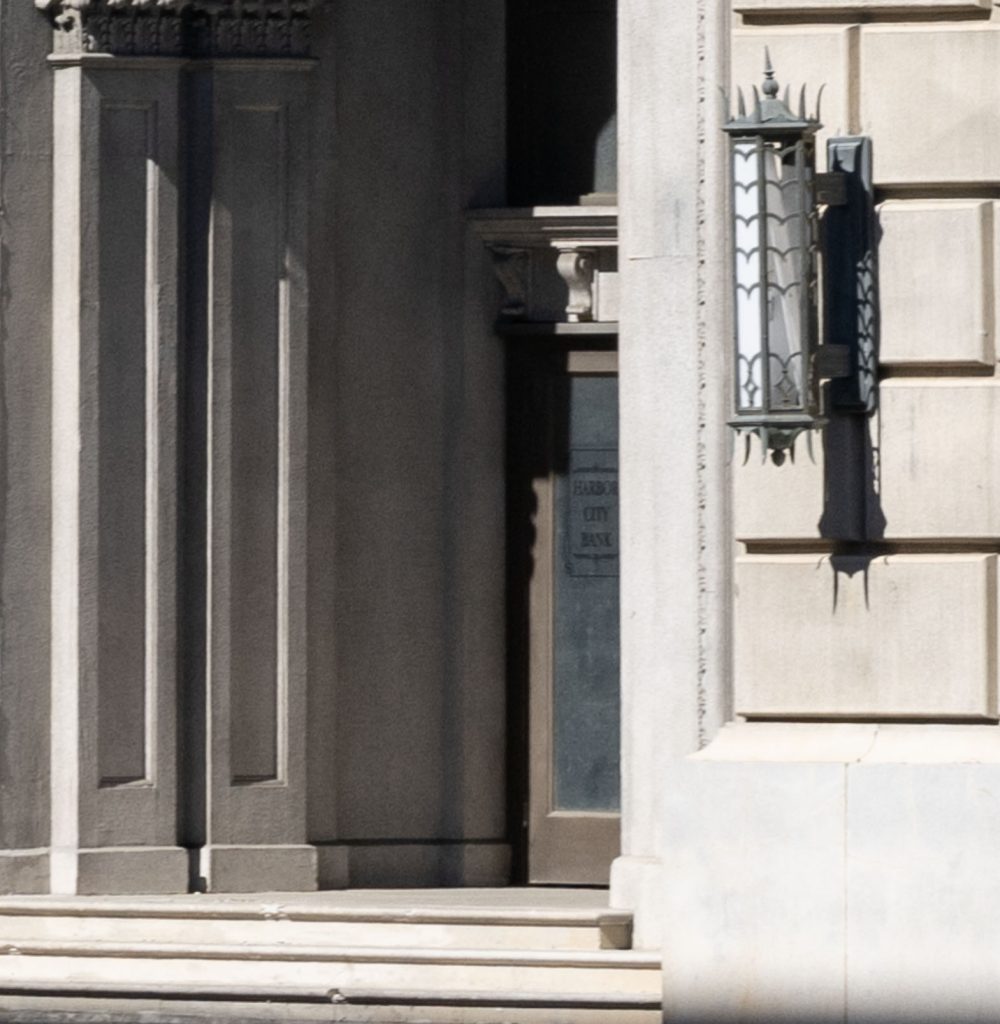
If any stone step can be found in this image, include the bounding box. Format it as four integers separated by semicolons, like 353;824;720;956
0;940;662;996
328;987;663;1024
0;897;632;952
0;982;662;1024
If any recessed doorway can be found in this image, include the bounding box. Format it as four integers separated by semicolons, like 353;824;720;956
508;342;621;885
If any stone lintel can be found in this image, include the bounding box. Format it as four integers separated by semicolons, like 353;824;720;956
469;207;619;325
469;206;619;249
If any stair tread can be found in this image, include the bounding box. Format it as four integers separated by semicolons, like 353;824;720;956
0;979;659;1007
332;987;661;1008
0;939;659;967
0;890;630;927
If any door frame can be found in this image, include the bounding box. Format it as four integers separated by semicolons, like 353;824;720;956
506;339;620;885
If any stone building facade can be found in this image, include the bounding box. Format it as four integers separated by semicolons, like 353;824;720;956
664;0;1000;1018
0;0;998;1018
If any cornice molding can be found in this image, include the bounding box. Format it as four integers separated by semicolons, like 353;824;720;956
36;0;322;59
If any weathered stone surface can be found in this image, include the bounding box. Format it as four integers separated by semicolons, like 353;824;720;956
665;728;1000;1022
862;26;1000;185
732;437;826;541
847;763;1000;1021
735;554;998;718
663;760;847;1022
879;201;995;366
879;382;1000;538
732;27;858;148
615;0;731;946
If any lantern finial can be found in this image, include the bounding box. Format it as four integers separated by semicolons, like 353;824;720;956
762;48;779;98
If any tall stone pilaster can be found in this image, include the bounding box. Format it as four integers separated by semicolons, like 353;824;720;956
611;0;731;944
190;58;315;893
45;47;187;893
38;0;319;894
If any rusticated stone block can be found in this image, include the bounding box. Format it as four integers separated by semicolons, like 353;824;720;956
879;381;1000;538
862;26;1000;185
879;201;995;367
733;27;858;147
735;553;997;718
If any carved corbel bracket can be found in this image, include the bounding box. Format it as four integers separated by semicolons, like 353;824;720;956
36;0;323;58
556;247;597;323
487;245;531;320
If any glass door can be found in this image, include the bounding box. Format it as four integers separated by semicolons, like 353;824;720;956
508;347;620;885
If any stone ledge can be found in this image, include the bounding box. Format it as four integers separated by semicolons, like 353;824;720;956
737;0;988;12
699;721;1000;764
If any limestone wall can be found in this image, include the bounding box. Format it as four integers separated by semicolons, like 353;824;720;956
661;5;1000;1017
731;6;1000;721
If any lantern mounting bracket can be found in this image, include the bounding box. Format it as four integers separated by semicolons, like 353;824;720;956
815;172;847;207
813;344;851;381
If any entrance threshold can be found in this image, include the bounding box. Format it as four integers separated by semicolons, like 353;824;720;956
0;889;660;1023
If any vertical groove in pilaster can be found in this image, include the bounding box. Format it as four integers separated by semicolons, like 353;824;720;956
696;0;710;751
693;0;735;746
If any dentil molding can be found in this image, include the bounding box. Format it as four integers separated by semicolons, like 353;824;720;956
36;0;322;58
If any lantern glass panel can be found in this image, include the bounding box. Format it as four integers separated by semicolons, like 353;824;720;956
763;140;807;411
733;140;763;412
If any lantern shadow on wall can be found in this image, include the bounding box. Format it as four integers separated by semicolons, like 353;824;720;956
725;54;886;611
725;54;885;607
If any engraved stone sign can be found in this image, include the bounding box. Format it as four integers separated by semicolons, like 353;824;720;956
566;448;619;577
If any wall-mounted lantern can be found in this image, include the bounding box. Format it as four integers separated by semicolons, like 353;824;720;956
724;54;875;463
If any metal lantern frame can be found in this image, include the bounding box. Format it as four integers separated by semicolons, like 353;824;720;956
724;56;823;461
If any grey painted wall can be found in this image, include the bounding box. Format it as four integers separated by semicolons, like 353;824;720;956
0;0;53;885
306;1;509;884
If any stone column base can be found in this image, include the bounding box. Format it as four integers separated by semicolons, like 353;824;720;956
0;850;50;894
61;847;189;895
610;855;663;950
663;722;1000;1023
198;844;317;893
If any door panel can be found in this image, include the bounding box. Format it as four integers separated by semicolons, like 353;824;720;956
512;348;620;885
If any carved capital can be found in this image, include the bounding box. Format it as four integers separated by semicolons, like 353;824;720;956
36;0;322;58
556;247;597;323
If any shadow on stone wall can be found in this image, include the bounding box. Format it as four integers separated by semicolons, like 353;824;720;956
820;198;885;609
